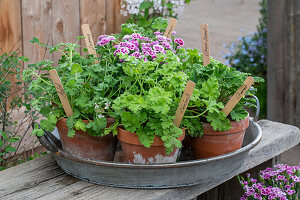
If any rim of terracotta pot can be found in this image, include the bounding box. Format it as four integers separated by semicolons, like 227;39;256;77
202;114;249;136
117;127;185;147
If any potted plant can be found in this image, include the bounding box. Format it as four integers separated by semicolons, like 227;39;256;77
24;37;122;161
178;49;263;159
102;27;188;164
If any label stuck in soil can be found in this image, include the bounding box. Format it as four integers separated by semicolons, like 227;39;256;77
222;76;255;116
164;18;177;38
201;24;210;66
49;69;73;117
81;24;98;63
174;81;195;127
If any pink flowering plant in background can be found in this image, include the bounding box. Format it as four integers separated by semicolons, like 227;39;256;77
239;164;300;200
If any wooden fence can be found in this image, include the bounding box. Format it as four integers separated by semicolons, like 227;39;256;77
0;0;126;63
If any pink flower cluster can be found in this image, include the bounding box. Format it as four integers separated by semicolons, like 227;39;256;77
96;32;185;61
240;163;299;200
96;35;116;46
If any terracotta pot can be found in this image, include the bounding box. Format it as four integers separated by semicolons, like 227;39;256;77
191;116;249;159
117;128;185;164
56;117;117;161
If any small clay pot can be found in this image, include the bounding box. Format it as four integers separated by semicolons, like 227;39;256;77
190;116;249;159
117;128;185;164
56;118;117;161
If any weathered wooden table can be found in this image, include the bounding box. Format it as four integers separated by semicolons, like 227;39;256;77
0;120;299;200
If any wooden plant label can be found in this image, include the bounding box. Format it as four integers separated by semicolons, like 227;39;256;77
49;69;73;117
164;18;177;38
222;77;255;116
173;81;195;128
81;24;97;58
200;24;210;66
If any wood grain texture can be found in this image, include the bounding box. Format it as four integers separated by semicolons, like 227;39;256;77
0;120;299;200
52;0;80;61
106;0;127;34
267;0;300;128
0;0;22;54
0;0;22;109
81;24;97;56
80;0;106;43
22;0;53;64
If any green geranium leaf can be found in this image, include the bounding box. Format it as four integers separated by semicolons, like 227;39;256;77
199;76;220;100
231;106;248;122
74;119;87;131
207;111;231;131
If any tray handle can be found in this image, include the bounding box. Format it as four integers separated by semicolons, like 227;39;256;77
245;95;260;122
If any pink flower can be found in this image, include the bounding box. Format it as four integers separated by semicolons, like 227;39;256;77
161;42;172;50
120;47;130;54
114;49;121;56
97;38;110;46
131;33;141;39
156;35;167;42
130;51;141;58
107;36;116;41
154;31;162;35
153;44;165;53
172;31;176;36
150;41;159;46
286;189;295;195
98;35;107;41
174;38;184;46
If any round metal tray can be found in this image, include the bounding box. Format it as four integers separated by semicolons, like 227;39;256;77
38;119;262;189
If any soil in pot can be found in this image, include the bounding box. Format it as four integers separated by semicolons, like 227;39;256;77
56;118;117;161
117;128;185;164
190;116;249;159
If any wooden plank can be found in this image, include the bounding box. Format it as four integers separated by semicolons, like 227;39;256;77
173;81;195;127
222;77;254;116
0;0;22;54
106;0;127;34
0;0;23;109
80;0;106;41
267;0;300;128
51;0;80;61
22;0;53;65
200;24;210;66
0;120;299;200
49;69;73;117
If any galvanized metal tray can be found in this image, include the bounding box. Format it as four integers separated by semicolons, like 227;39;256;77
38;119;262;189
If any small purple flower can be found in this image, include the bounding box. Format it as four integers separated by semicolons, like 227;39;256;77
156;35;167;42
107;36;116;41
97;38;110;46
150;41;159;46
286;189;295;195
174;38;184;46
130;51;141;58
286;169;294;174
114;49;121;56
120;47;130;54
284;185;291;189
153;44;165;53
98;35;107;41
261;188;270;195
123;35;131;40
154;31;162;35
250;178;257;183
172;31;176;36
275;175;285;181
161;42;172;50
254;193;262;200
131;33;141;39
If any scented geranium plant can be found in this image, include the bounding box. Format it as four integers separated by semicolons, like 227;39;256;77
24;36;123;137
97;30;188;154
178;49;264;136
239;164;300;200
